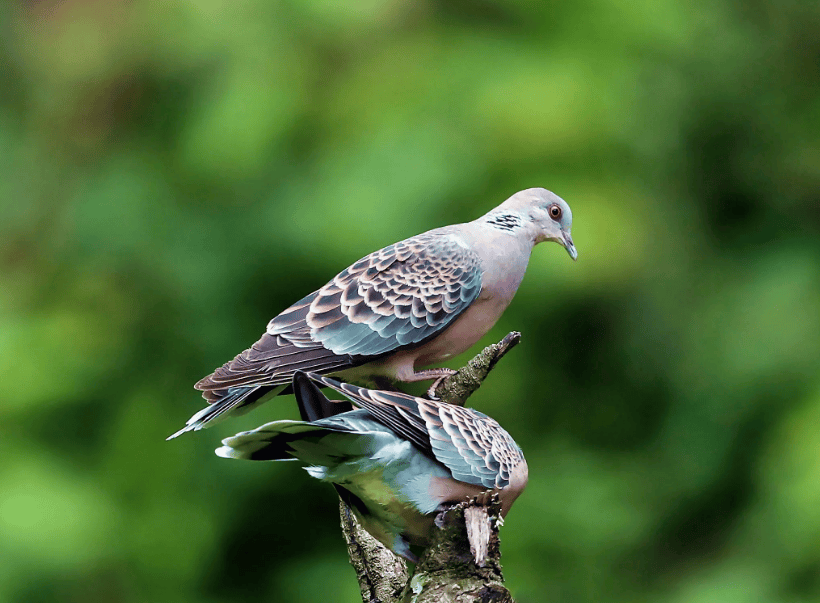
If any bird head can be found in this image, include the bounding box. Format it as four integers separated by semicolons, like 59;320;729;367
493;188;577;260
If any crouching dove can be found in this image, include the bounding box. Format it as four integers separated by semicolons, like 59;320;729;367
170;187;575;439
216;371;528;562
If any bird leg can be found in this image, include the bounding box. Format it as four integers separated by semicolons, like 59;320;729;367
399;368;459;399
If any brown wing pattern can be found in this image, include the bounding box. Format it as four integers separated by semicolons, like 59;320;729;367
274;231;483;356
196;231;482;396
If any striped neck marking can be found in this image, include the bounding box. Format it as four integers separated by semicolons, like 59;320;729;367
485;213;524;232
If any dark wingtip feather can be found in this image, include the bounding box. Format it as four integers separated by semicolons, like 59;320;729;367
294;372;353;421
293;371;328;422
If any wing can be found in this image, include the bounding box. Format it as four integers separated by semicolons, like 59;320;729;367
306;373;524;490
196;230;483;394
305;373;434;455
273;230;483;355
416;403;524;490
196;322;353;397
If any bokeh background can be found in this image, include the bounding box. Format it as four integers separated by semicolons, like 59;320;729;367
2;1;820;602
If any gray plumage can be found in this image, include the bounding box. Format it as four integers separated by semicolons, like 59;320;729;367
170;187;576;438
215;372;528;561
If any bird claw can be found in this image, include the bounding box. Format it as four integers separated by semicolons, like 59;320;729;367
426;371;457;400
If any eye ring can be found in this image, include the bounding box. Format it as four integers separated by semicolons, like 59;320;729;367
549;204;562;220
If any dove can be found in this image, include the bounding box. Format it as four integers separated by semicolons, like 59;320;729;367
170;187;575;438
215;372;528;562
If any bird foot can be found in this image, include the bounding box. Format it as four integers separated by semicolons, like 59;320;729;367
423;369;458;400
398;367;458;399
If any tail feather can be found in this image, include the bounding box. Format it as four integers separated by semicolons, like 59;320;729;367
215;421;322;460
167;384;286;440
194;332;353;392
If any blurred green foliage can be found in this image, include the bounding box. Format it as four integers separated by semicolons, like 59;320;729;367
1;1;819;602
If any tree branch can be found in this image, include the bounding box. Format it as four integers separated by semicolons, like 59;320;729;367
339;500;409;603
431;331;521;406
338;332;522;603
400;495;511;603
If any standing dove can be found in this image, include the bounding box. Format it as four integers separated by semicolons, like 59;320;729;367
170;187;576;438
216;371;528;562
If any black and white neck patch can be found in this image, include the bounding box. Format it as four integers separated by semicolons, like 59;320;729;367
485;213;523;232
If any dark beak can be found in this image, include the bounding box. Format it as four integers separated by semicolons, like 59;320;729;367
562;231;577;261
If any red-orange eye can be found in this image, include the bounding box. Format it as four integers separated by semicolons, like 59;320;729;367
549;205;562;220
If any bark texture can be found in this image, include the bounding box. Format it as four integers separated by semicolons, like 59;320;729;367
400;496;511;603
340;502;409;602
338;332;522;603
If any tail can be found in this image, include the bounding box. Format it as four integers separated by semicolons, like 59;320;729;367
213;372;359;459
167;384;286;440
215;421;323;460
214;412;387;465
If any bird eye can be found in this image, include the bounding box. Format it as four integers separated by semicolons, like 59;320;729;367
549;205;562;220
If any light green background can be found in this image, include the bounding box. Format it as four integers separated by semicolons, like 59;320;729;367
1;1;819;602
